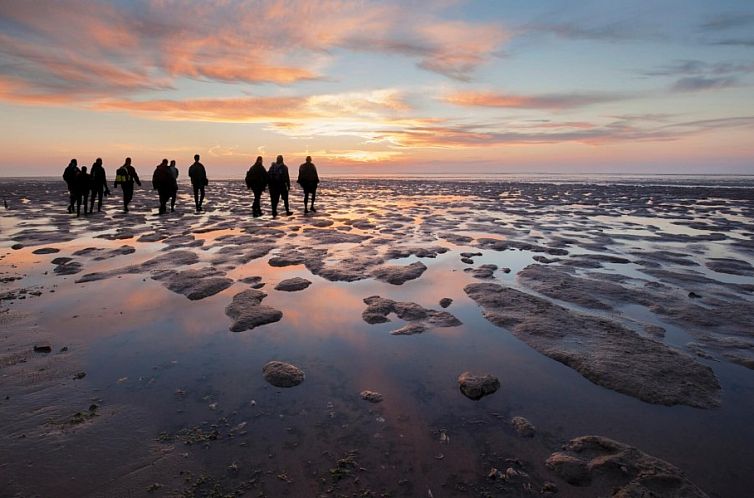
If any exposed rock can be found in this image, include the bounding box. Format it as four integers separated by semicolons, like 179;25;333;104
360;390;384;403
439;297;453;308
225;289;282;332
464;264;498;279
274;277;312;292
371;261;427;285
152;267;233;300
464;282;720;408
262;361;304;387
33;342;52;353
546;435;708;497
511;416;535;437
32;247;59;255
724;354;754;370
362;296;461;332
458;371;500;400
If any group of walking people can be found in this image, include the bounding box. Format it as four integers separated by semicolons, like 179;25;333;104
63;154;319;217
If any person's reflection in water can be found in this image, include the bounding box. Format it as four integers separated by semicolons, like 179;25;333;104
89;157;110;213
245;156;268;217
113;157;141;213
152;159;173;215
62;159;79;213
297;155;320;214
75;166;91;217
268;155;291;218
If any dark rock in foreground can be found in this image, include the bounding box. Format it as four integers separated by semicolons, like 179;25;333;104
458;371;500;400
225;289;283;332
546;435;708;497
371;261;427;285
511;416;536;437
464;282;721;408
360;390;384;403
262;361;304;387
274;277;312;292
362;296;461;333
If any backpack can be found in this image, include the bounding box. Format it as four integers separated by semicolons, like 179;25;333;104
115;166;131;184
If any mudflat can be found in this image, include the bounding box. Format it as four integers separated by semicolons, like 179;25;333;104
1;177;753;497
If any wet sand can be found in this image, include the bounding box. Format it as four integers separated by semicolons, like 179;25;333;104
1;177;753;497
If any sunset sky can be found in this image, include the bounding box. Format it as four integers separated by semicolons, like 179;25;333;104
1;0;753;176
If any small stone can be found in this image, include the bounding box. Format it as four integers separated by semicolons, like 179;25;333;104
545;453;590;485
33;342;52;353
73;371;86;380
458;372;500;400
511;416;536;437
11;243;24;250
439;298;453;308
262;361;304;388
688;291;702;299
360;390;384;403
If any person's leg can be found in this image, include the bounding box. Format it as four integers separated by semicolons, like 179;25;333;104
199;186;205;210
68;189;75;213
252;189;260;216
83;193;89;214
76;194;82;216
282;190;290;215
270;189;280;217
90;189;96;213
310;187;316;211
159;189;168;214
123;184;133;212
193;185;199;211
303;191;309;213
97;189;103;212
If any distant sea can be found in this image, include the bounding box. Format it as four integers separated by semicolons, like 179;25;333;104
4;173;754;188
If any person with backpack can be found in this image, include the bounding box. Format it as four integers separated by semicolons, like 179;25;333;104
62;159;80;213
296;156;320;214
168;160;179;212
245;156;268;217
89;157;110;213
188;154;207;212
152;159;174;215
268;155;291;218
113;157;141;213
75;166;91;217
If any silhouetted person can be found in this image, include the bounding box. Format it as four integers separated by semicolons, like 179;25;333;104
89;158;110;213
152;159;173;215
63;159;80;213
168;160;179;212
188;154;207;212
75;166;91;217
113;157;141;213
245;156;268;217
268;155;291;218
297;156;320;213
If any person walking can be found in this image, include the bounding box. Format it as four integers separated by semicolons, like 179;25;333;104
296;156;320;213
188;154;207;212
152;159;173;215
245;156;268;217
113;157;141;213
62;159;80;213
168;160;179;212
89;157;110;213
75;166;91;217
268;155;291;218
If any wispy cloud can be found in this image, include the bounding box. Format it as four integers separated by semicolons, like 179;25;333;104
643;59;754;93
443;90;627;110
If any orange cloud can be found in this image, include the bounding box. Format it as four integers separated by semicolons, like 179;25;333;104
444;90;628;109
